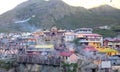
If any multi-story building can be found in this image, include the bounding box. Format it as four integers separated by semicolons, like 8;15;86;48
74;28;103;48
103;38;120;49
64;28;103;48
77;34;103;48
64;32;76;42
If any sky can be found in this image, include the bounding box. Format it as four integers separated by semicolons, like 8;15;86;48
62;0;120;9
0;0;28;15
0;0;120;15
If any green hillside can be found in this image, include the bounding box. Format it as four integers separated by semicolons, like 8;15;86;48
0;0;119;37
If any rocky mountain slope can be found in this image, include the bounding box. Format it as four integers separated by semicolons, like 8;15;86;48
0;0;120;32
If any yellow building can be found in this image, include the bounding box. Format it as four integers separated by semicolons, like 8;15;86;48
77;33;103;48
88;42;101;48
96;47;119;56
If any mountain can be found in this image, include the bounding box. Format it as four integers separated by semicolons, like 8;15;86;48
0;0;120;32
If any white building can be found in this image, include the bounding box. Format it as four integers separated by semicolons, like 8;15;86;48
64;32;76;42
74;28;93;34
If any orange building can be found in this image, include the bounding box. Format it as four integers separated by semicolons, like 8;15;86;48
77;33;103;48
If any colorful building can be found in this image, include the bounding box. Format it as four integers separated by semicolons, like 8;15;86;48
77;33;103;48
60;52;73;63
103;38;120;49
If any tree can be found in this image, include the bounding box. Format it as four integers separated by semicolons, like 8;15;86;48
62;62;78;72
72;38;80;46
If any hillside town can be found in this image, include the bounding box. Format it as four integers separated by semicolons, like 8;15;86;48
0;27;120;72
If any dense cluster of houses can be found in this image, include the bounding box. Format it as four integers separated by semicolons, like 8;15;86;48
32;27;119;50
27;27;119;64
0;27;120;71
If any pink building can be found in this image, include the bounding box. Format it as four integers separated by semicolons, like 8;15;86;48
103;38;120;49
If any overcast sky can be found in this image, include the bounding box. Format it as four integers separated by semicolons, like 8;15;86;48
0;0;28;15
62;0;120;9
0;0;120;15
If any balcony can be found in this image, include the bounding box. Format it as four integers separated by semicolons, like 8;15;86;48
79;39;101;43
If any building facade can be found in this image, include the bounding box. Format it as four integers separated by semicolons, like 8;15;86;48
77;34;103;48
103;38;120;49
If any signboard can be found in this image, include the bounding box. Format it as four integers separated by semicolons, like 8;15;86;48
101;61;111;68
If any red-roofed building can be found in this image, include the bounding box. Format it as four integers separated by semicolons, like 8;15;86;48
59;52;79;63
60;52;73;57
59;52;73;62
